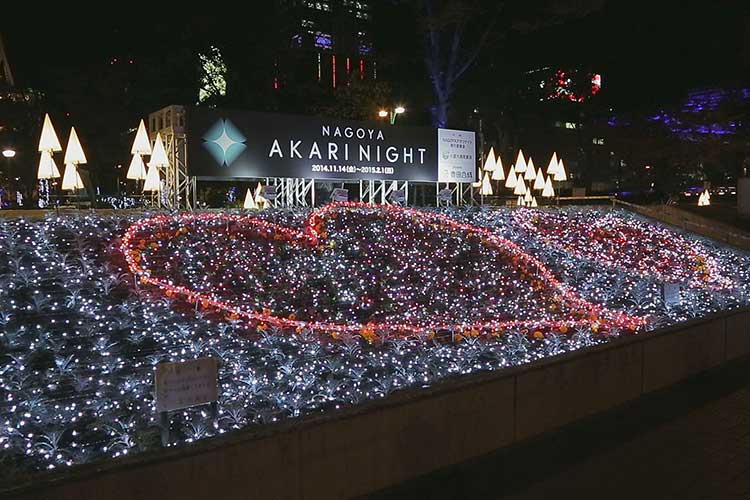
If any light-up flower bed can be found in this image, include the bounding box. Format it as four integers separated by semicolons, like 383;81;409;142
0;205;748;481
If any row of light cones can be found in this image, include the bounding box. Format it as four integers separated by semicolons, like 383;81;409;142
475;147;568;207
126;120;170;193
37;114;86;191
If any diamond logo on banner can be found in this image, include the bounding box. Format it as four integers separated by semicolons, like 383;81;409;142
203;119;247;166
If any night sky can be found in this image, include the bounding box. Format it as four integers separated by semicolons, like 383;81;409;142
4;2;749;115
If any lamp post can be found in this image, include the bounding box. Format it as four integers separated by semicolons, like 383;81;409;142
377;105;406;125
2;148;14;180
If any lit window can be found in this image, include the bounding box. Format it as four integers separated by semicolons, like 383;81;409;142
314;32;333;49
592;138;605;145
565;122;577;129
305;1;330;11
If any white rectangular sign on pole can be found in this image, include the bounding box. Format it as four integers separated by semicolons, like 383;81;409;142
437;128;476;183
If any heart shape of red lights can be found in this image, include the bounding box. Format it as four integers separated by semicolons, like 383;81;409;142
120;202;646;340
512;209;733;290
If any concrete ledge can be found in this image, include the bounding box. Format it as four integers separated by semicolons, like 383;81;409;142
727;310;750;360
515;342;642;440
4;307;750;500
643;318;726;392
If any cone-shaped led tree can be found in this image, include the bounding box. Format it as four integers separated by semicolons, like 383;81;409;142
37;151;61;179
63;127;87;166
149;133;169;167
516;195;524;206
131;119;152;155
142;162;162;192
483;147;496;172
542;176;555;197
513;178;527;196
38;114;63;153
243;188;257;209
491;156;505;181
547;152;559;175
37;114;62;182
514;149;527;173
61;127;87;192
524;158;537;181
61;164;85;191
533;167;546;190
553;159;568;181
144;133;168;193
126;152;148;180
531;196;538;208
504;165;518;189
480;172;493;195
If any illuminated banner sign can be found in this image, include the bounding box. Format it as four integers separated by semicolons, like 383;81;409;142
187;108;476;183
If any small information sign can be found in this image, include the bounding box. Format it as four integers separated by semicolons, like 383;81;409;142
155;357;219;413
331;188;349;202
262;185;278;201
662;282;681;307
438;188;453;202
390;188;406;204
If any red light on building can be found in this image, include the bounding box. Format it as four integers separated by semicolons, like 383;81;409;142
332;54;337;88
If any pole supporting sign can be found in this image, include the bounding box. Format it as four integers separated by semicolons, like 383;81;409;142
187;108;476;183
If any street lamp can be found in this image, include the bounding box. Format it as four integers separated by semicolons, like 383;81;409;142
2;149;16;158
377;106;406;125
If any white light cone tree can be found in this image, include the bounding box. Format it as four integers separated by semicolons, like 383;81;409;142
483;147;496;172
524;158;536;181
547;152;559;175
37;114;62;181
542;176;555;197
126;153;148;181
243;188;257;209
515;149;527;173
37;152;61;179
131;120;152;156
504;165;518;189
38;114;63;154
513;178;527;196
480;172;493;195
61;127;87;192
144;133;168;193
491;156;505;181
531;196;538;207
533;167;546;190
553;159;568;181
127;119;151;190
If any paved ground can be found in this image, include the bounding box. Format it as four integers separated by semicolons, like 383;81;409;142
677;200;750;232
366;358;750;500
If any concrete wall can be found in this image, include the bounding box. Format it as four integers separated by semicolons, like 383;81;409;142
4;308;750;500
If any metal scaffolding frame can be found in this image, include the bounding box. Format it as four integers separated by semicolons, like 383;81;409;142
148;105;192;210
264;177;315;208
436;182;477;207
359;180;409;205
